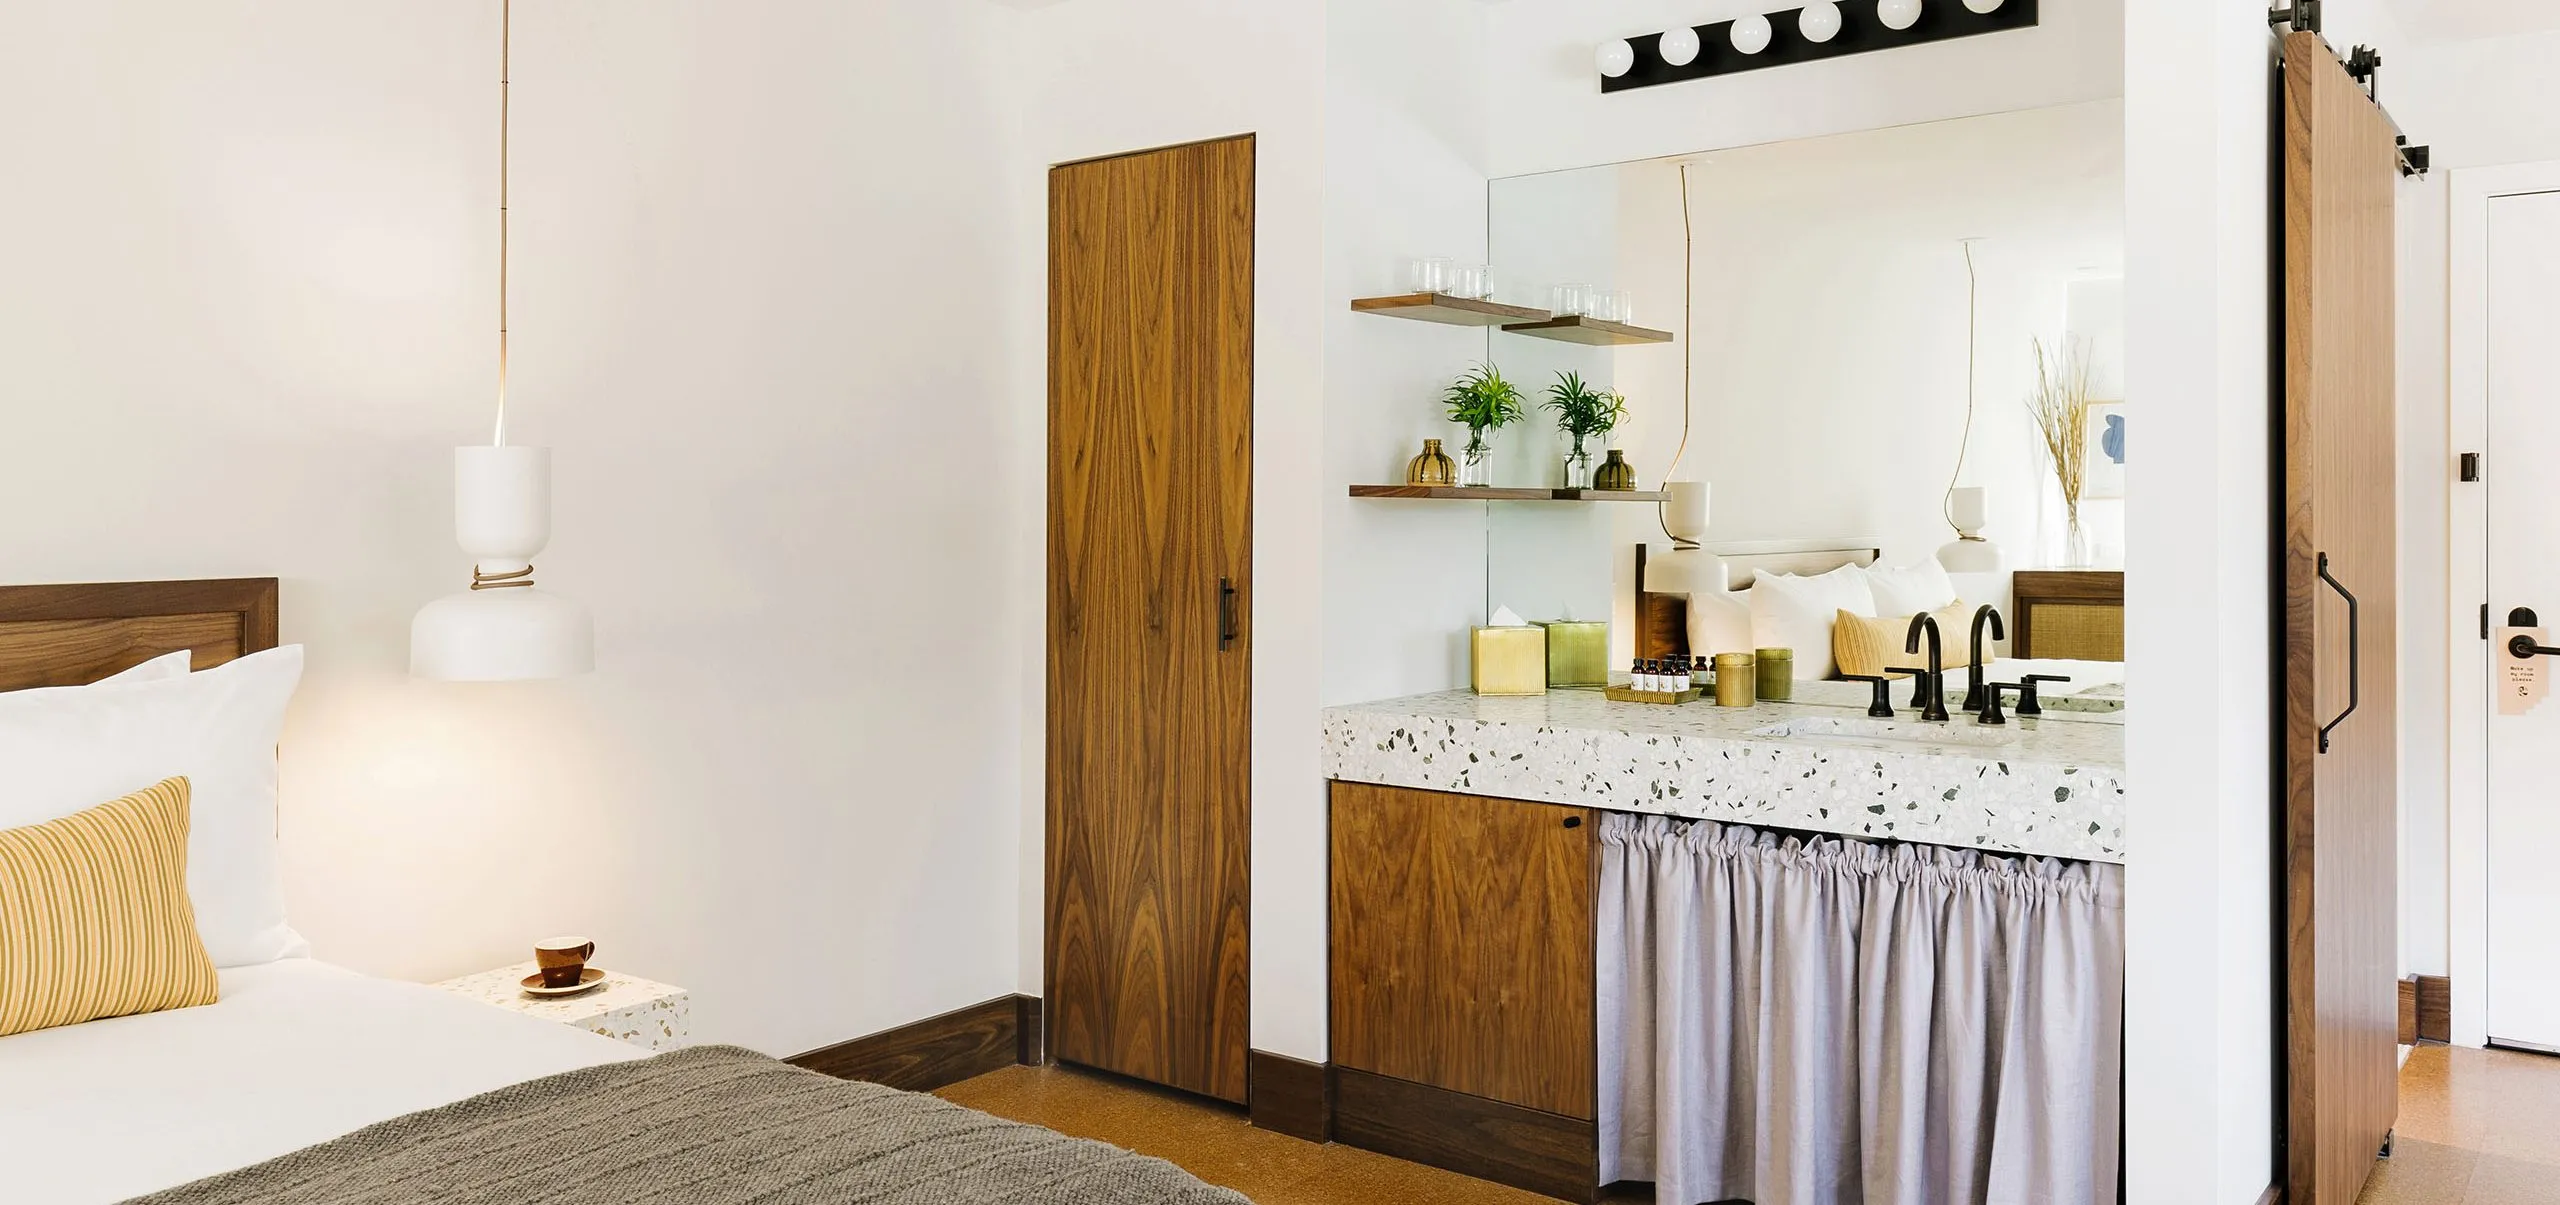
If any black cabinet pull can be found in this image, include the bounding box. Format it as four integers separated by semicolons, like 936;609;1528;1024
2318;552;2359;754
1218;577;1239;651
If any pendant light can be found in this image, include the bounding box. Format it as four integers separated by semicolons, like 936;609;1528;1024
1936;239;2006;574
411;0;594;681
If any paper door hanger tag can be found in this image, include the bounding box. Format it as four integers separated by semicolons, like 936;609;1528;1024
2499;626;2548;716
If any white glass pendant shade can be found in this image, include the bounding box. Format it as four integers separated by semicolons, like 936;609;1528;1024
411;446;595;681
1646;549;1728;595
1878;0;1922;30
1596;38;1636;78
1729;14;1774;54
1935;486;2005;572
1963;0;2005;11
1659;26;1702;67
1664;481;1711;543
1800;2;1844;42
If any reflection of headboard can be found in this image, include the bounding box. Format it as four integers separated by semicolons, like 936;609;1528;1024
1634;539;1882;659
0;579;280;690
2011;571;2124;660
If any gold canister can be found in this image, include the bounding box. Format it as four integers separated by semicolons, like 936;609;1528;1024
1535;620;1609;688
1755;647;1795;701
1406;438;1457;486
1471;626;1549;696
1712;652;1757;707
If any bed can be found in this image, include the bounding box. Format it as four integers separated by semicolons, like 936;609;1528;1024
0;580;1242;1205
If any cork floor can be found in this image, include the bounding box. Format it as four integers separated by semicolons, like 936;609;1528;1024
938;1045;2560;1204
2359;1044;2560;1205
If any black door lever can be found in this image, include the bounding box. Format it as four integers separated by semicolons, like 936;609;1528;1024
2510;635;2560;659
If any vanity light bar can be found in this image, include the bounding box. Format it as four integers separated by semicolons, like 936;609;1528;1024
1596;0;2039;93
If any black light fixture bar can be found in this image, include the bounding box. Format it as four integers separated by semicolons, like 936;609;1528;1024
1601;0;2041;94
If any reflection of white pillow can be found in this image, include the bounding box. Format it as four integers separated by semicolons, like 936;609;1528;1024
2;649;192;696
1750;565;1877;679
1688;589;1753;658
1865;559;1959;618
0;645;307;967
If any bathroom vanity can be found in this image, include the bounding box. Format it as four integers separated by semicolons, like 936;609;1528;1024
1320;688;2126;1201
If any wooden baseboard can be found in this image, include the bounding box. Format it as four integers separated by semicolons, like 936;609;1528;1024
2415;975;2451;1044
1331;1066;1597;1203
1248;1050;1331;1143
2399;976;2420;1046
788;994;1040;1093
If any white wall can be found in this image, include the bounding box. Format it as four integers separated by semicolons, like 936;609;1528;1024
1483;0;2125;179
0;0;1032;1057
2121;1;2277;1199
989;0;1333;1061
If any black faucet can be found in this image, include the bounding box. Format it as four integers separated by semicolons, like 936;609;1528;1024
1902;613;1951;723
1978;681;2023;726
1841;675;1899;718
1964;604;2006;712
2017;673;2072;717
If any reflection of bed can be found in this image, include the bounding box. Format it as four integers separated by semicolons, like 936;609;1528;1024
2012;570;2126;660
0;579;1244;1205
1632;538;1880;659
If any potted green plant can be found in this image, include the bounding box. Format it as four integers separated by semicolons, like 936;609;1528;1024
1543;370;1628;488
1443;363;1525;486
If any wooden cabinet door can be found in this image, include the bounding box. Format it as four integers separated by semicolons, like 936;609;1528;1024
2282;31;2401;1205
1046;135;1255;1104
1330;782;1595;1120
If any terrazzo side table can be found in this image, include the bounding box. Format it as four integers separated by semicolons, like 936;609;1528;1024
434;961;692;1052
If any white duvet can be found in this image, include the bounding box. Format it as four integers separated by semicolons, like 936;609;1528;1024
0;958;643;1205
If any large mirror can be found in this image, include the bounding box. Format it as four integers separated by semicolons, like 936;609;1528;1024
1478;98;2126;710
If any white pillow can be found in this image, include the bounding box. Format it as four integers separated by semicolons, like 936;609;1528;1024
0;649;192;696
1750;565;1877;680
1865;559;1960;618
0;645;308;967
1687;589;1754;659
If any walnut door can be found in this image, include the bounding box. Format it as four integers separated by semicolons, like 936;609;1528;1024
2282;31;2401;1205
1045;135;1254;1103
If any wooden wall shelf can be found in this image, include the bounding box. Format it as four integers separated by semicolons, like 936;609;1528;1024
1350;293;1551;327
1500;316;1676;346
1351;485;1670;502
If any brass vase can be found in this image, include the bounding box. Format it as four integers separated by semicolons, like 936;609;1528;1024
1405;438;1458;486
1593;449;1638;491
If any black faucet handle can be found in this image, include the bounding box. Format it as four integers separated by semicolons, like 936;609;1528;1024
1978;681;2023;726
1885;667;1937;709
2017;672;2072;718
1841;674;1898;718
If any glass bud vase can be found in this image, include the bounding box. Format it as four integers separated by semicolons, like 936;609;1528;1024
1562;438;1594;490
1592;448;1638;491
1459;431;1494;487
2061;508;2094;569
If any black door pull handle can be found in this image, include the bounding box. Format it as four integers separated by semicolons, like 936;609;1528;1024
1218;577;1239;651
2510;635;2560;659
2318;552;2359;754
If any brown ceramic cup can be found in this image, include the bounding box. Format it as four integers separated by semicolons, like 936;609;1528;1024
534;936;597;988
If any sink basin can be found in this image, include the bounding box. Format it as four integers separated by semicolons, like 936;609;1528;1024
1749;715;2019;749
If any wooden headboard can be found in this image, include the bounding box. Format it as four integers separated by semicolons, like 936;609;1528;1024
0;579;280;691
1633;538;1883;660
2011;570;2124;660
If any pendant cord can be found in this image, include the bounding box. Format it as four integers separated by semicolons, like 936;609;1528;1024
1942;238;1983;536
1657;162;1697;544
495;0;511;448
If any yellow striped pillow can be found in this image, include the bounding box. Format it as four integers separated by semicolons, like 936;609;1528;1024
1834;600;1971;680
0;777;219;1037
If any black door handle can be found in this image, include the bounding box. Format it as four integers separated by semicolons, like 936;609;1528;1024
2318;552;2359;754
1218;577;1239;651
2510;635;2560;659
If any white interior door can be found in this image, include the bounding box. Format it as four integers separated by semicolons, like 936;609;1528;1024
2485;187;2560;1053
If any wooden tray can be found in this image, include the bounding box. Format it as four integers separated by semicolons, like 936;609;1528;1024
1604;685;1704;706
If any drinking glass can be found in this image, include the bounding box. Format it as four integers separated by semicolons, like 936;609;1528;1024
1409;257;1453;295
1551;283;1592;317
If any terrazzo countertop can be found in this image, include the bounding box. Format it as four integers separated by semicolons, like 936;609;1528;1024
1322;686;2126;864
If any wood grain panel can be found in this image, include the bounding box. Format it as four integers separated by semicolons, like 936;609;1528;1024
2282;31;2403;1205
0;579;278;690
2012;570;2126;660
1247;1049;1332;1144
2415;974;2451;1045
1331;1066;1598;1203
1329;782;1596;1121
1045;135;1255;1104
788;995;1035;1093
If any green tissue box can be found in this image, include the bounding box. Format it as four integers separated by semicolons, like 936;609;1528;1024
1536;620;1609;688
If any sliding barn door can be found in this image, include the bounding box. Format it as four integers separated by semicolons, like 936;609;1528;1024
2282;31;2401;1205
1046;135;1254;1104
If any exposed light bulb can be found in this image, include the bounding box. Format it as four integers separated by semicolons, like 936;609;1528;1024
1878;0;1922;30
1729;13;1774;55
1963;0;2005;11
1799;1;1844;42
1596;38;1636;78
1659;25;1702;67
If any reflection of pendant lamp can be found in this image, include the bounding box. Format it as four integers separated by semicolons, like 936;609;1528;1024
1936;238;2005;574
1648;163;1722;596
411;0;594;681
